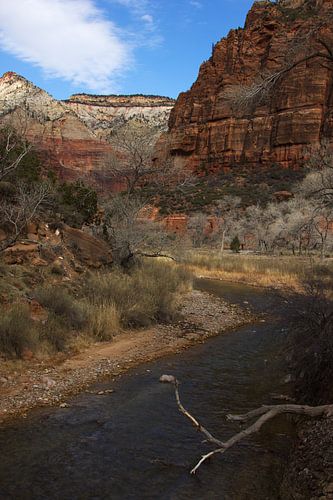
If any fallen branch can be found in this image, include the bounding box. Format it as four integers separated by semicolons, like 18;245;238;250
160;375;333;475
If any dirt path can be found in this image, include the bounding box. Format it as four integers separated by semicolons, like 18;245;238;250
0;289;253;424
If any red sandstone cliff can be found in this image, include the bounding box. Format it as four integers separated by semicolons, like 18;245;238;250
163;0;333;175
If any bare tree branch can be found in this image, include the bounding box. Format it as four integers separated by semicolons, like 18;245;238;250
0;127;33;181
160;375;333;475
0;182;51;252
106;119;162;194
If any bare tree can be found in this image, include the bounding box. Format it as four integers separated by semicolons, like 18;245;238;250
0;124;33;182
312;207;333;259
106;120;162;195
97;194;176;267
187;212;208;248
223;70;286;113
300;144;333;208
0;182;51;251
296;143;333;257
155;159;197;195
243;203;283;253
213;196;241;254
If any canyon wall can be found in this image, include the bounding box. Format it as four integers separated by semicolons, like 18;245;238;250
0;72;174;187
63;94;174;140
162;0;333;175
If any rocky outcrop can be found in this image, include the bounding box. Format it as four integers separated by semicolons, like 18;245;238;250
62;225;113;267
0;72;174;186
63;94;174;139
162;0;333;175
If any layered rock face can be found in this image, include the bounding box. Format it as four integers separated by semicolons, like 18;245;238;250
163;0;333;174
63;94;174;139
0;72;174;186
0;72;112;183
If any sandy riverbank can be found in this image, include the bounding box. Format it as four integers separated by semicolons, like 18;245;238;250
0;289;253;424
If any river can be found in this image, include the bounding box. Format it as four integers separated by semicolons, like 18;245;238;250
0;280;296;499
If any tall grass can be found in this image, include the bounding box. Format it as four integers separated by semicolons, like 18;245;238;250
34;286;88;329
0;304;37;358
86;303;120;341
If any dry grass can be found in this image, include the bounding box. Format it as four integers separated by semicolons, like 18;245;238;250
86;303;120;341
186;251;333;290
0;260;192;359
37;314;69;352
34;286;88;329
82;260;192;328
0;304;38;358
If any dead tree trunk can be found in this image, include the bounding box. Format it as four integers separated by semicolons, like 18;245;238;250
160;375;333;475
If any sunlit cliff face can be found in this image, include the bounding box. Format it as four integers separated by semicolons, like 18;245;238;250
160;0;333;174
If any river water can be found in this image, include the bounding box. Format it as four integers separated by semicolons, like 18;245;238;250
0;280;295;500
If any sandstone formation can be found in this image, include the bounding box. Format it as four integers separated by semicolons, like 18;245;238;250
162;0;333;175
0;72;112;184
64;94;174;139
62;225;113;267
0;72;174;187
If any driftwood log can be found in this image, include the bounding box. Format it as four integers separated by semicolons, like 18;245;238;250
159;375;333;475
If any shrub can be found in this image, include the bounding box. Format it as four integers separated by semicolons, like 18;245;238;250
0;304;37;358
83;269;156;327
58;180;98;227
0;181;16;198
291;271;333;404
82;260;192;328
38;314;69;352
34;286;88;329
86;303;120;340
230;236;241;253
50;262;66;276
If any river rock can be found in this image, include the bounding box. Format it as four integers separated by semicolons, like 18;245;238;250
159;374;176;384
41;376;56;389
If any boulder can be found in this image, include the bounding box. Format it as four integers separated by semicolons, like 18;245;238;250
62;225;112;267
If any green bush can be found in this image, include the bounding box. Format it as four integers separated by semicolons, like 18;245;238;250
230;236;241;253
0;304;37;358
58;180;98;227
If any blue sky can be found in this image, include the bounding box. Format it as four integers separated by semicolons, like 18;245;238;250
0;0;254;100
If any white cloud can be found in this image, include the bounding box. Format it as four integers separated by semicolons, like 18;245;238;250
110;0;161;47
189;0;202;8
141;14;154;25
112;0;149;12
0;0;132;93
